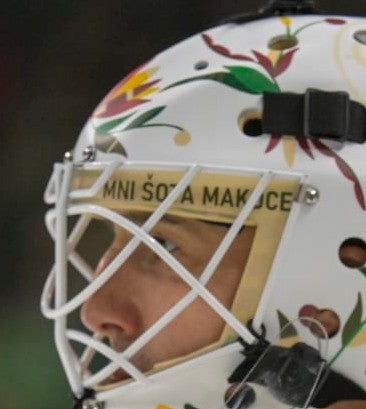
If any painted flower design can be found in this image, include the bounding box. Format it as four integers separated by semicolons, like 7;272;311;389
339;293;366;350
201;32;298;90
92;62;191;157
94;105;191;157
277;15;346;40
93;62;161;118
298;304;340;338
280;294;366;361
163;17;366;209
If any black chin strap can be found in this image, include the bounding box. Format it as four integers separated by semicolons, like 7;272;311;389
262;89;366;144
229;320;366;408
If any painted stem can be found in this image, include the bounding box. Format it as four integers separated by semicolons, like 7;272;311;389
138;123;184;131
292;20;322;36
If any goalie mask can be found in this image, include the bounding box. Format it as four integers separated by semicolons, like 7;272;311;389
41;2;366;408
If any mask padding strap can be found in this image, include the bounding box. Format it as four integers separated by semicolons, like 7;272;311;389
262;89;366;144
309;367;366;408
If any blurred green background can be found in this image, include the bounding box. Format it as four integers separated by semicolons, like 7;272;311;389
1;1;365;408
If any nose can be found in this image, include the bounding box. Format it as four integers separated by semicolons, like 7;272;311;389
81;245;142;339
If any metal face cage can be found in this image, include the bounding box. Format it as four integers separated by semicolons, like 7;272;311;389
41;158;306;402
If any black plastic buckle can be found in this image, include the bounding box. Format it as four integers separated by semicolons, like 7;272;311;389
304;89;350;142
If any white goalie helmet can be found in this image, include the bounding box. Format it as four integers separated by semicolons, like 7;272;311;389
42;2;366;409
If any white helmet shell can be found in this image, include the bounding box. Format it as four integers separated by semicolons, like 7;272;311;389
43;10;366;409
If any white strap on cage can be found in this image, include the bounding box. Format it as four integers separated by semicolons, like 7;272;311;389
40;214;94;318
67;330;148;383
44;160;123;204
252;188;303;333
53;160;84;397
46;212;94;280
70;161;123;199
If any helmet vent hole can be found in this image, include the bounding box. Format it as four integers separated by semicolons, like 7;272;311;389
238;110;263;137
339;237;366;268
268;35;298;51
354;30;366;45
244;119;263;137
194;60;209;70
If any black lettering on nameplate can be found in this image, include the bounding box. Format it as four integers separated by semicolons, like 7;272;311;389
202;186;292;211
104;180;135;200
281;192;292;211
103;180;116;199
181;186;194;204
203;186;219;205
102;177;293;212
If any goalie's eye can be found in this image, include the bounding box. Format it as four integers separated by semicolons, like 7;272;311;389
154;236;177;253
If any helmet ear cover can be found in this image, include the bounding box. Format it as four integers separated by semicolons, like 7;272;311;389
262;89;366;143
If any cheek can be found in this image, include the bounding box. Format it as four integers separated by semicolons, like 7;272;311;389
147;295;225;359
144;259;238;338
137;270;190;328
138;260;240;358
206;264;244;310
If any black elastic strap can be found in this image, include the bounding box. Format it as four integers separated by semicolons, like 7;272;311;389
311;368;366;407
262;89;366;143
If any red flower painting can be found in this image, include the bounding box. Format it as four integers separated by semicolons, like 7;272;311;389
94;62;161;118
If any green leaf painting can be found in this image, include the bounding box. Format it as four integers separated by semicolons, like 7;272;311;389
163;72;245;93
126;106;166;130
163;68;279;95
184;404;199;409
211;72;256;92
342;292;363;345
95;112;135;133
277;310;298;338
224;66;280;93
